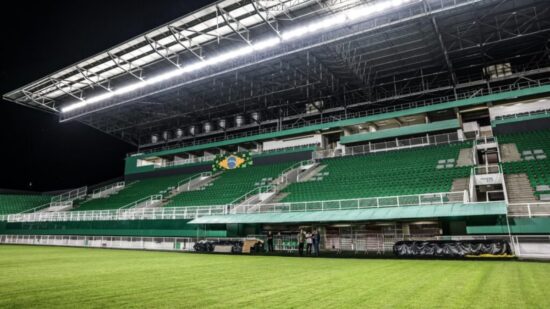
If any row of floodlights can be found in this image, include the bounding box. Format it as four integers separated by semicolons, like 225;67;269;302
150;112;261;143
61;0;416;113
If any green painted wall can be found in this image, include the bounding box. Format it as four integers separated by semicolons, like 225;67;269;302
467;217;550;234
340;119;459;144
0;219;227;237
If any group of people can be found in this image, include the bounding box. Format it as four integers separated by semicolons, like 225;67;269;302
265;229;322;256
297;229;320;256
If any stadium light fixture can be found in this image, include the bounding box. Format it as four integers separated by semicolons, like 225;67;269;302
61;0;415;113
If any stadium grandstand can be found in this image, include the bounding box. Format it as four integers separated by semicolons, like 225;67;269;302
2;0;550;261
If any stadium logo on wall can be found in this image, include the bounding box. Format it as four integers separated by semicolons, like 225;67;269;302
213;152;252;171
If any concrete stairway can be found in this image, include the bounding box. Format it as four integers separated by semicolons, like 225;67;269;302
505;174;538;203
456;148;474;167
500;143;521;162
450;177;470;202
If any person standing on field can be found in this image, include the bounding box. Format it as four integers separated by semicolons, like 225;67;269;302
313;229;321;256
267;231;274;252
306;231;313;255
298;229;305;256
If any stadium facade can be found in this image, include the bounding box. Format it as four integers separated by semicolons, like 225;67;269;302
2;0;550;258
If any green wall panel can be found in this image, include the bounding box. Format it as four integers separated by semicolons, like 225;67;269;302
0;219;227;237
340;119;459;144
467;217;550;234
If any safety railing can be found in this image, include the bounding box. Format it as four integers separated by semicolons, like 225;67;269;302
232;191;469;214
51;186;88;203
177;172;212;191
228;185;277;206
92;182;125;199
17;202;51;214
507;203;550;218
278;159;316;183
120;195;163;209
156;155;217;169
472;164;502;175
256;144;319;155
494;108;550;121
475;136;497;146
1;190;471;223
3;233;534;257
49;201;74;210
316;132;466;159
3;205;228;223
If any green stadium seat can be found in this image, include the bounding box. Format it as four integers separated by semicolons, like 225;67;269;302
281;142;473;202
165;162;296;207
0;194;51;215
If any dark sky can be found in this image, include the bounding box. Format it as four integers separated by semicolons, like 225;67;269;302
0;0;215;192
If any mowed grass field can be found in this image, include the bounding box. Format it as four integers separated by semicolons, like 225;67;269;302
1;245;549;308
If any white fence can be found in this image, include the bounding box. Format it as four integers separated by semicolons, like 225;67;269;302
51;186;88;203
508;203;550;217
4;234;548;260
232;191;468;214
92;182;125;199
3;205;228;223
177;172;212;191
1;191;468;223
314;132;465;159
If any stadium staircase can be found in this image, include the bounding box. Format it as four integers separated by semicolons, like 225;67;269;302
498;129;550;201
165;161;298;207
74;174;191;211
504;174;538;203
280;142;474;202
0;194;51;215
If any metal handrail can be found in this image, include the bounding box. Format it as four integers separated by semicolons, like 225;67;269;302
231;191;468;214
51;186;87;203
278;159;316;183
507;202;550;218
494;108;550;121
177;172;212;191
228;185;277;206
119;194;163;209
16;202;52;214
472;164;502;175
316;132;468;159
2;190;468;223
92;181;125;198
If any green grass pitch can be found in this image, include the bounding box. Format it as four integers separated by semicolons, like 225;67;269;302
1;245;549;308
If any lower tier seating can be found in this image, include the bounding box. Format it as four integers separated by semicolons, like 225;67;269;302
75;174;188;211
0;194;51;215
502;160;550;198
166;162;296;207
498;129;550;198
282;143;473;202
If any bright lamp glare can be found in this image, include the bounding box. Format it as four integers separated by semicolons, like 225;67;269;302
62;0;414;113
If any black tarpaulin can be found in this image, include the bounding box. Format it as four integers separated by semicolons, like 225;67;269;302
393;240;511;258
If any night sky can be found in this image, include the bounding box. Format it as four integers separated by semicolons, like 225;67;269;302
0;0;215;192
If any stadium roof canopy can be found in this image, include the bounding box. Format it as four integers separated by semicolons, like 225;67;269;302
4;0;550;147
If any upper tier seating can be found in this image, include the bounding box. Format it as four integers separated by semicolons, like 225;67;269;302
166;162;296;207
281;142;473;202
497;129;550;160
0;194;51;215
75;174;187;211
499;129;550;198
